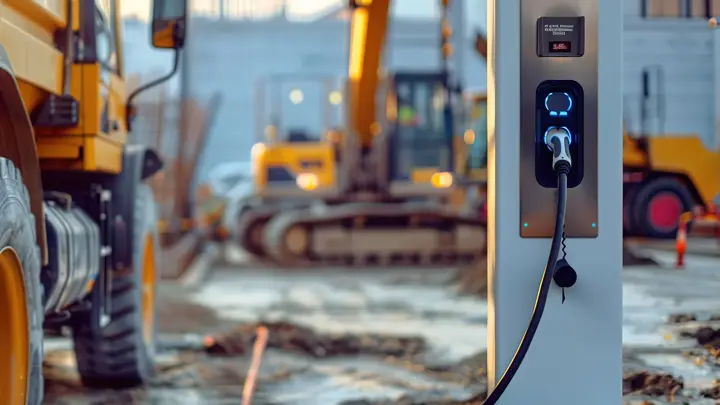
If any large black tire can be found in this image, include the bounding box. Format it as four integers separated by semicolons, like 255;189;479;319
623;185;640;236
72;184;159;388
632;177;695;239
0;158;44;404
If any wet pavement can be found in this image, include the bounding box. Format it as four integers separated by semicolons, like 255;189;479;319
43;245;720;404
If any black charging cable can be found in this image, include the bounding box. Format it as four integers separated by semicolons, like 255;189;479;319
481;128;573;404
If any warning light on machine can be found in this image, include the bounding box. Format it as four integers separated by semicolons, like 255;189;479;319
550;41;571;52
431;172;453;188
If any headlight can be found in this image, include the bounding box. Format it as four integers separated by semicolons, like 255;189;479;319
431;172;453;188
296;173;319;191
251;142;266;159
250;143;266;176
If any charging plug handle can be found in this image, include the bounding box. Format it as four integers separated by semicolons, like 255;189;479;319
483;164;570;404
546;127;573;173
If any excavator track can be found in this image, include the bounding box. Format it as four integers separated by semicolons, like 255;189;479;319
262;202;486;267
236;207;276;261
235;200;316;262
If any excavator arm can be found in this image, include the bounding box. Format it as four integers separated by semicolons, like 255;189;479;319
347;0;391;149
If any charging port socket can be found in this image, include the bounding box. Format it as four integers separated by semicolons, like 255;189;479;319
535;80;584;188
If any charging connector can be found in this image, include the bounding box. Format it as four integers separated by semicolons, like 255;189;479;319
534;80;584;189
482;145;572;404
546;127;572;173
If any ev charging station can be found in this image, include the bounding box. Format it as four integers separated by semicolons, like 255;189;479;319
485;0;623;403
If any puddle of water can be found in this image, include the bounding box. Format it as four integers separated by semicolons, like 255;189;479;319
636;353;715;383
262;356;478;405
194;269;488;363
44;388;241;405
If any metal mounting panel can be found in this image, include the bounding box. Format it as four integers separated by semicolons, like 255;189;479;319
519;0;598;238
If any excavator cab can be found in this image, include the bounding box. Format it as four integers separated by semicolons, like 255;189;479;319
387;72;455;197
250;75;339;199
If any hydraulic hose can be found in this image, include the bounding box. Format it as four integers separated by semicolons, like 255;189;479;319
483;165;569;405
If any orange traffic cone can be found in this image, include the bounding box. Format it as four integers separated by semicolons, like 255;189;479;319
675;220;688;268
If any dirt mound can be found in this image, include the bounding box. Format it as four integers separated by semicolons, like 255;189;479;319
204;321;426;359
622;370;684;398
700;381;720;399
342;368;684;405
663;313;720;370
667;313;697;324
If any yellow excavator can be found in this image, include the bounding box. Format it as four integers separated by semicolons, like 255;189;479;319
235;133;336;259
0;1;188;403
233;76;339;259
239;0;484;266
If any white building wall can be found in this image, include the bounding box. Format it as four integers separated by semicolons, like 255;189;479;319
623;19;715;146
125;16;484;181
123;3;720;180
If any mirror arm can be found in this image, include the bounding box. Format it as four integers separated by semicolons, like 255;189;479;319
125;49;181;132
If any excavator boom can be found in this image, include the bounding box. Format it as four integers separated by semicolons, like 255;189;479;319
348;0;391;148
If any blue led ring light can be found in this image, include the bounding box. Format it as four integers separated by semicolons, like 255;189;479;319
544;92;573;116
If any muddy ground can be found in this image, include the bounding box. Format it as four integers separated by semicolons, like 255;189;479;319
42;244;720;404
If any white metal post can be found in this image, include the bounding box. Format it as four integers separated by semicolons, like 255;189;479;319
486;0;623;403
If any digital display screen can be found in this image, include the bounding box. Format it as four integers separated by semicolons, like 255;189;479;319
550;41;571;52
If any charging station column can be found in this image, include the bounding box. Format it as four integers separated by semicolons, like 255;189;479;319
486;0;623;403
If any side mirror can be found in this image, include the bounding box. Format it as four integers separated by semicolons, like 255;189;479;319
151;0;188;49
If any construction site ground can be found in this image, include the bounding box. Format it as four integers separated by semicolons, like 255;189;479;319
42;241;720;405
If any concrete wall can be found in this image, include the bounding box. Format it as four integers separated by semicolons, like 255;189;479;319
621;0;718;147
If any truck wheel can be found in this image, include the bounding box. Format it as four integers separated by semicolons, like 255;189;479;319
0;158;44;405
632;177;695;239
623;185;639;236
73;184;158;388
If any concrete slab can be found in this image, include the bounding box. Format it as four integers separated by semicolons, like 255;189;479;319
627;238;720;257
43;248;720;404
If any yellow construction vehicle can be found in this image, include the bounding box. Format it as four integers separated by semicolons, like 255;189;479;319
0;1;187;403
236;135;336;259
233;75;339;259
242;0;484;267
622;130;720;238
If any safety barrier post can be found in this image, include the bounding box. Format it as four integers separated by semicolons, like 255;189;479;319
675;212;691;268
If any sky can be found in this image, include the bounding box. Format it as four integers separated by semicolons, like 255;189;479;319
121;0;486;31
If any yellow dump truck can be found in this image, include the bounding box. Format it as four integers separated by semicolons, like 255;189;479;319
622;130;720;238
0;1;188;403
